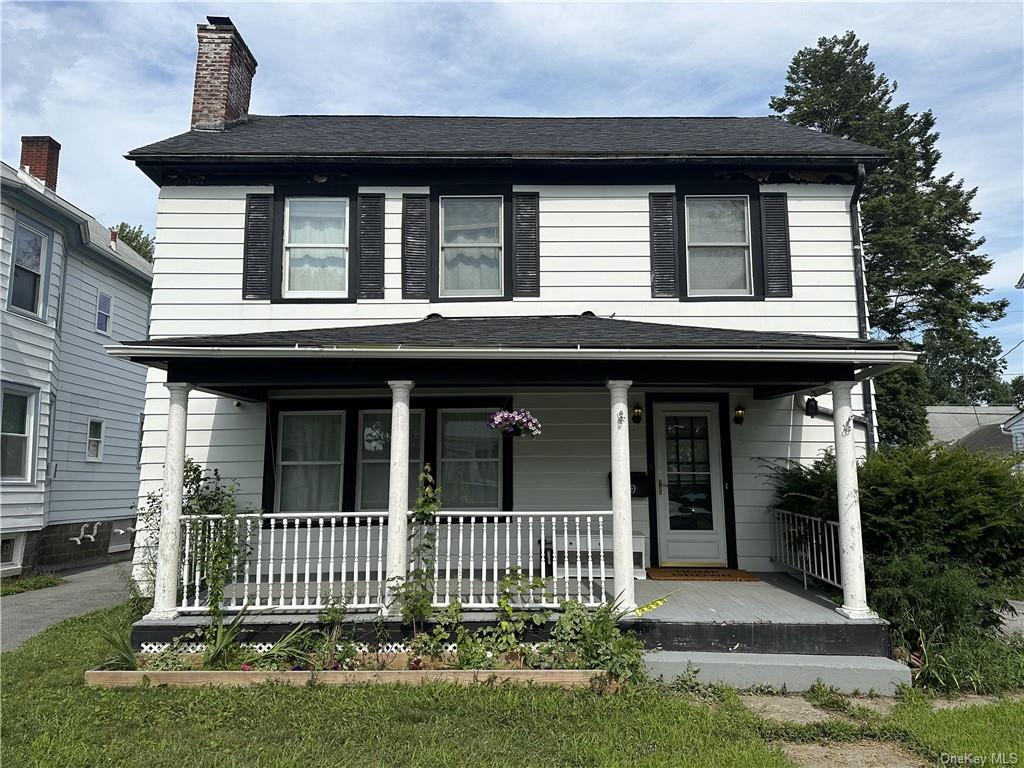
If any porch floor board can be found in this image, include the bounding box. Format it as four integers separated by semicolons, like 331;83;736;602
633;573;885;626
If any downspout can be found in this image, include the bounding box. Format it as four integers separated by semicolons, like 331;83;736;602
850;163;877;451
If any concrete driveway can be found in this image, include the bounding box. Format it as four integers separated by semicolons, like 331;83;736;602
1;563;129;651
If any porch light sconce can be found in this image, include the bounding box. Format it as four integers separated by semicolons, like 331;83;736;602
733;405;746;425
805;398;819;418
631;402;643;424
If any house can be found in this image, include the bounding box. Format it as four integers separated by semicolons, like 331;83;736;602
1;139;153;576
1002;410;1024;454
115;17;916;685
926;405;1020;454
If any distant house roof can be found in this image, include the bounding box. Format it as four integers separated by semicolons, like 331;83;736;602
1016;272;1024;290
956;423;1014;455
123;314;903;352
0;162;152;283
925;405;1020;445
127;115;887;165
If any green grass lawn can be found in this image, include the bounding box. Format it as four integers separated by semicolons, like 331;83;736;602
2;605;1021;768
0;572;64;597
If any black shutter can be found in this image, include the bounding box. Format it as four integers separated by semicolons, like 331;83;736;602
648;192;679;298
242;193;273;300
401;194;429;299
760;193;793;298
357;194;385;299
512;192;540;297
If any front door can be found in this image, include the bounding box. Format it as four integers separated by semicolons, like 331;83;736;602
653;404;728;566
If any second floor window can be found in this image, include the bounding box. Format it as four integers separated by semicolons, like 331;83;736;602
684;196;753;297
8;221;48;316
95;291;112;334
282;198;349;299
439;196;503;298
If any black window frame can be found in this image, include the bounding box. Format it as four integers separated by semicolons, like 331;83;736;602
676;180;766;302
270;182;359;304
263;396;514;520
429;184;514;303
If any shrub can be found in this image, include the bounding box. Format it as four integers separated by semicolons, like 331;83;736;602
767;445;1024;582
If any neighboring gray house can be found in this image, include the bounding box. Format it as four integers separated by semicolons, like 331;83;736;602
925;404;1019;453
1;137;153;576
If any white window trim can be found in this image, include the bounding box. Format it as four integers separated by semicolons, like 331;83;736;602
684;195;754;298
274;410;346;514
6;220;49;318
436;408;503;511
1;383;38;484
282;197;350;299
85;418;105;462
355;409;425;512
1;533;27;577
439;195;504;299
95;288;113;336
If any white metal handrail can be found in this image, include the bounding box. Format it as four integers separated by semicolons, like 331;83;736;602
770;509;842;589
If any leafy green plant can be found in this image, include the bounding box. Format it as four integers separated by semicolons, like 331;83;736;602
201;606;254;670
478;569;549;655
914;633;1024;694
388;465;441;633
98;616;138;671
548;599;649;684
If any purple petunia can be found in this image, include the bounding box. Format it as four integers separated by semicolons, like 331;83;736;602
487;409;542;437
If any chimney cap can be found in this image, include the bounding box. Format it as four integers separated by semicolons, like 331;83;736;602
21;135;62;148
206;15;234;26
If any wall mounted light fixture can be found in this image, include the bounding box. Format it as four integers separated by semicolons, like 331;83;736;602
805;397;819;418
733;405;746;425
631;402;643;424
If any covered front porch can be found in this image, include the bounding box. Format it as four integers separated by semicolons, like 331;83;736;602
111;314;915;652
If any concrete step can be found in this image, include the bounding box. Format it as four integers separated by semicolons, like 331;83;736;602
644;650;912;695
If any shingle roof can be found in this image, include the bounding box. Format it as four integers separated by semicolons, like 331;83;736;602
128;115;886;162
132;314;900;351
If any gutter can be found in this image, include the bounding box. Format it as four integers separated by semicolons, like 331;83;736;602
849;162;877;451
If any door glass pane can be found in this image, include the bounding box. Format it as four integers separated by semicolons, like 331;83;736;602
280;414;343;462
664;415;714;531
279;465;341;512
667;477;713;531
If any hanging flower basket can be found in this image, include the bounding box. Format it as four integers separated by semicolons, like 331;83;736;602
487;409;542;437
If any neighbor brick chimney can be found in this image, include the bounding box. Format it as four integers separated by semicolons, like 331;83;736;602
190;16;258;131
20;136;61;190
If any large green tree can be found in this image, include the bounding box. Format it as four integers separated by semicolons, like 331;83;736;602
770;32;1009;441
115;222;154;262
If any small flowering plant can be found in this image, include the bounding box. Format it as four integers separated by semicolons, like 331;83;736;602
487;408;542;437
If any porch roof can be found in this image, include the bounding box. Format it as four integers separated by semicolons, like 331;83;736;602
112;314;908;359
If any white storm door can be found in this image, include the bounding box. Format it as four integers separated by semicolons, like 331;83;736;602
653;405;728;566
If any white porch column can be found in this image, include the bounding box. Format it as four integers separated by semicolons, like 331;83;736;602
607;379;637;612
382;380;414;614
147;382;191;620
831;381;875;620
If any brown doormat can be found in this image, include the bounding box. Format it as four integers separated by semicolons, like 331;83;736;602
646;567;760;582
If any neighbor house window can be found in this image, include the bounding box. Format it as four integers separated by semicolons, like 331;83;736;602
439;196;503;298
95;291;112;334
276;412;345;512
1;385;35;481
684;196;753;297
86;418;105;461
437;409;501;510
8;221;48;315
282;198;349;298
356;410;424;511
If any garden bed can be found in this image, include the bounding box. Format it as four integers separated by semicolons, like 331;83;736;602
84;667;607;688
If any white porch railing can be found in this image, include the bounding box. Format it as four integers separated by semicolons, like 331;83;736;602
428;512;612;609
770;509;842;589
176;510;612;614
178;512;389;614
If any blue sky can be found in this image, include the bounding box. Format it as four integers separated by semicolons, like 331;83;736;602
3;1;1021;376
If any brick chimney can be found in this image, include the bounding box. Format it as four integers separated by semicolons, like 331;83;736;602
191;16;258;131
20;136;61;190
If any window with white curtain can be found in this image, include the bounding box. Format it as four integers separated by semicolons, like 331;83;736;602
356;410;424;511
282;198;349;298
684;196;753;297
439;196;503;298
1;385;35;481
276;412;345;513
437;409;501;510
